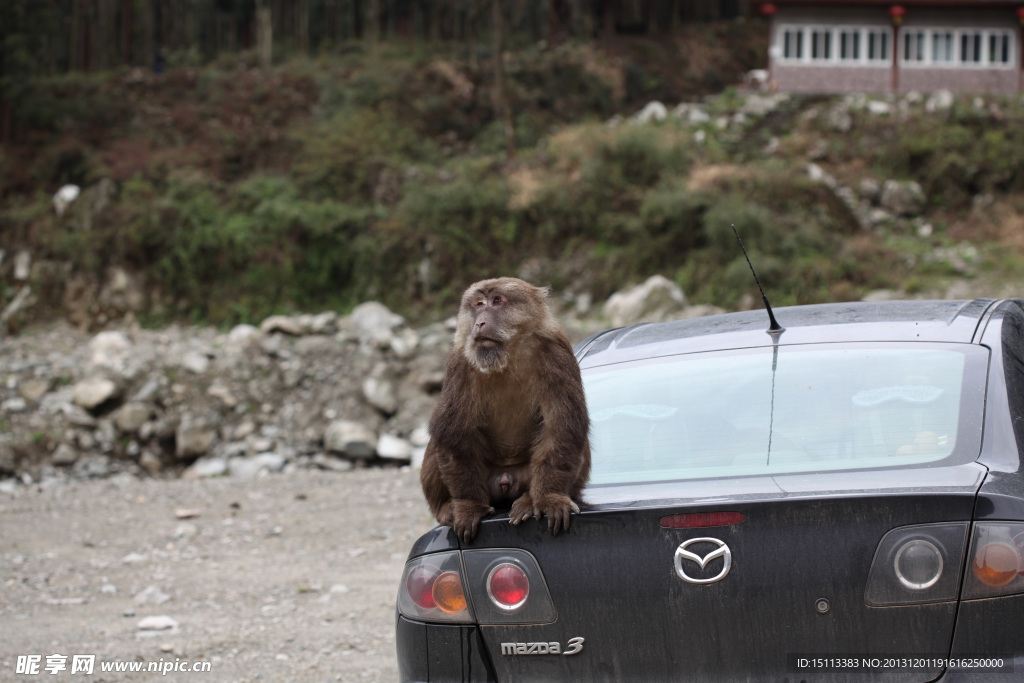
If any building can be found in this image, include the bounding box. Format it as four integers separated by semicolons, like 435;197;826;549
754;1;1024;93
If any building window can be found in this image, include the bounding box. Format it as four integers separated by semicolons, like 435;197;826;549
811;29;832;61
932;31;954;63
961;31;983;64
782;28;803;60
867;30;890;62
904;30;926;62
840;29;861;61
989;32;1012;64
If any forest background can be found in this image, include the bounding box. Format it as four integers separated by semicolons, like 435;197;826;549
3;0;1024;330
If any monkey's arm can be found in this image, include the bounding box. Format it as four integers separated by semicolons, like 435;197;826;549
511;335;591;534
424;361;497;542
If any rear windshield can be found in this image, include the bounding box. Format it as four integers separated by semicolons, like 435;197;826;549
584;343;988;485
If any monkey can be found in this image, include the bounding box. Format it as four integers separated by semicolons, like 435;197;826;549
420;277;591;543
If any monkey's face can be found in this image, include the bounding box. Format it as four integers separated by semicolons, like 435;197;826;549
457;278;541;374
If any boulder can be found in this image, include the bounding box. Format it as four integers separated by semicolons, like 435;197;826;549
113;403;151;434
376;434;413;462
634;101;668;123
175;416;218;459
880;180;925;217
73;377;120;410
324;420;377;460
602;275;688;327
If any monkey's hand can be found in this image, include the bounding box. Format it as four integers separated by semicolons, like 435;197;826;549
451;499;495;543
510;493;580;535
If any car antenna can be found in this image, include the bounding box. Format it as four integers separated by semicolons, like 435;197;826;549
731;224;785;339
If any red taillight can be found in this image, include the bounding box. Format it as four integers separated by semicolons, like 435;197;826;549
660;512;745;529
487;563;530;611
406;564;441;609
973;542;1020;587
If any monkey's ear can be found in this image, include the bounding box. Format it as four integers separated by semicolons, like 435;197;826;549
537;285;551;299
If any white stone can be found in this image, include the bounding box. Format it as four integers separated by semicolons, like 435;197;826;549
634;100;668;123
925;89;955;113
362;376;398;415
376;434;413;462
181;351;210;374
324;420;377;459
73;377;119;410
53;184;81;216
602;275;688;327
185;457;228;478
137;615;179;631
13;250;31;281
89;331;132;368
349;302;405;349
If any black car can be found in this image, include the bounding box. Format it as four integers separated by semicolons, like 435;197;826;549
396;298;1024;682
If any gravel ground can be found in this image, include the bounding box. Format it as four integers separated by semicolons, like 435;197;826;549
0;468;434;682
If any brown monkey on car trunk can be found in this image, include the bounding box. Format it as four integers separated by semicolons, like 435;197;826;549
420;277;591;542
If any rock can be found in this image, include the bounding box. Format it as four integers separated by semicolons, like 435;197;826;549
89;331;132;369
411;446;426;470
18;379;51;403
740;93;781;116
73;377;119;410
602;275;688;327
0;442;17;473
256;452;286;472
348;302;405;349
206;383;237;408
867;100;891;115
53;184;81;216
113;403;151;433
227;324;260;345
184;457;228;478
66;178;115;231
362;375;398;415
260;315;305;336
137;615;179;632
324;420;377;460
175;417;218;459
376;434;413;462
880;179;925;217
859;178;881;203
139;451;162;474
2;397;27;413
925;89;955;113
228;457;265;479
410;425;430;448
634;100;668;123
827;104;853;133
134;586;172;605
52;443;79;466
13;250;31;281
180;351;211;374
311;453;354;472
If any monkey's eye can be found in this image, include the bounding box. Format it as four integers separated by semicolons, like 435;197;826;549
492;296;502;305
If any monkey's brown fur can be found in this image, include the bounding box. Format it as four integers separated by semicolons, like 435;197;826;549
420;277;591;542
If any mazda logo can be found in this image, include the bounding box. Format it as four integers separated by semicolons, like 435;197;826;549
673;537;732;584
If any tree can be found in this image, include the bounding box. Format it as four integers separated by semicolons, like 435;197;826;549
491;0;515;160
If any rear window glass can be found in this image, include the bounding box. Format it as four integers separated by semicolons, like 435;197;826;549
584;344;987;485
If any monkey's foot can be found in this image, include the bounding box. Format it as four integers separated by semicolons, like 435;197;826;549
451;499;495;543
510;493;579;535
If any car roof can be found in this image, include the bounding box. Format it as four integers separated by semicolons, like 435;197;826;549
577;298;999;368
